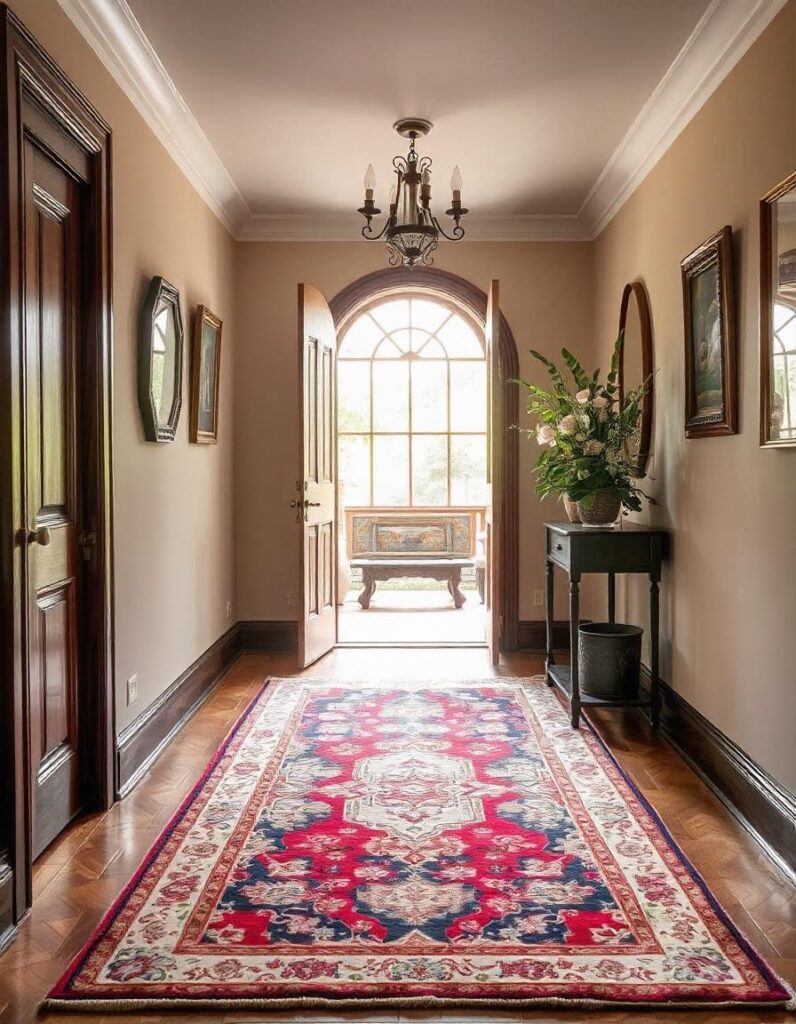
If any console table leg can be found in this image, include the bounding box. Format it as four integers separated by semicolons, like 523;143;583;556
570;575;581;728
608;572;616;623
545;559;555;682
650;575;660;730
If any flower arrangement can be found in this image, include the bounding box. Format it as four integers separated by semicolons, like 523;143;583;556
515;335;652;523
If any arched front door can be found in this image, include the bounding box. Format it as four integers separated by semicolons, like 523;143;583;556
330;268;520;653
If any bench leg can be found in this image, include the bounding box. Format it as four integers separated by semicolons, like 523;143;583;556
358;573;376;609
450;570;465;609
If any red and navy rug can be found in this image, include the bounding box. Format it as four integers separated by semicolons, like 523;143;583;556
46;678;792;1011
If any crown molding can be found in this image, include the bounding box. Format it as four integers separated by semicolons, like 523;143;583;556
58;0;787;243
581;0;789;238
56;0;250;235
236;214;591;243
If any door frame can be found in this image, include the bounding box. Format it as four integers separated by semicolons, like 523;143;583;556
0;7;114;926
329;268;519;652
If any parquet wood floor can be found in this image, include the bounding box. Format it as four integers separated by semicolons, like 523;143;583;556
1;648;792;1024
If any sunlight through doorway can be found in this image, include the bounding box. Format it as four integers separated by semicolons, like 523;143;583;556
336;294;488;644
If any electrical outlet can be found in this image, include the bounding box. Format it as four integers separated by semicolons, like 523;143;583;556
225;599;232;620
533;589;545;607
286;590;297;609
127;674;138;706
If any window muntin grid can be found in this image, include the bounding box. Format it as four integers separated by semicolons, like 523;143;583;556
773;301;796;440
338;297;486;507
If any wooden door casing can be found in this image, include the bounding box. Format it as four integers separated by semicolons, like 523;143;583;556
485;280;502;664
298;284;337;667
0;8;114;925
23;141;84;857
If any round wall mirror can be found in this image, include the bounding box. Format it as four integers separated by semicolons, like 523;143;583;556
618;281;654;476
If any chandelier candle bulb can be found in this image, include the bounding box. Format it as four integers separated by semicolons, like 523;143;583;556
421;167;431;205
364;163;376;201
451;164;463;203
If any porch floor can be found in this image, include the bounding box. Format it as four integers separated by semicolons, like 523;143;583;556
338;587;486;644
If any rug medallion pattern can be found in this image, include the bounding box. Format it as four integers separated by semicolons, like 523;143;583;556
48;679;790;1010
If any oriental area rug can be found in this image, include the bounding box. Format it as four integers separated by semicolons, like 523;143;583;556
46;678;792;1012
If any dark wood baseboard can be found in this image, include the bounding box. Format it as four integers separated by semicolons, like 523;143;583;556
237;619;298;651
518;619;579;652
0;860;15;953
115;625;241;797
640;666;796;882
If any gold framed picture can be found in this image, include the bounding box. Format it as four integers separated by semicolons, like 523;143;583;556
190;305;222;444
681;226;737;438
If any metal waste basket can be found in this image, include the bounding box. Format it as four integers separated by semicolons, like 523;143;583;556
578;623;643;699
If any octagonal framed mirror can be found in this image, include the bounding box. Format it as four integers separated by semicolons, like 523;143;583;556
138;276;184;443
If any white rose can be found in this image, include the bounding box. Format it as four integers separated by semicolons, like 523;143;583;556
592;396;609;409
575;389;591;404
575;432;587;442
559;414;578;434
584;439;605;456
536;424;555;445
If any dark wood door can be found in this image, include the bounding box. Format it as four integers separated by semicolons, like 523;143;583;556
23;139;84;858
297;284;337;667
485;280;502;664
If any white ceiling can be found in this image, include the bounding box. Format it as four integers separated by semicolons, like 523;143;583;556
59;0;788;239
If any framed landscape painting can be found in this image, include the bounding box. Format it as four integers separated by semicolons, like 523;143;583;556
190;305;223;443
681;225;737;437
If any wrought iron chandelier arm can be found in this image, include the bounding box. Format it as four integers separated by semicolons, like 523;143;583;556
361;216;395;241
430;214;466;241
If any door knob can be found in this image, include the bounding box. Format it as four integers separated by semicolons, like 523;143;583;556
27;526;51;546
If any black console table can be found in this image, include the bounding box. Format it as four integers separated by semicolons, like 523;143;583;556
545;522;665;730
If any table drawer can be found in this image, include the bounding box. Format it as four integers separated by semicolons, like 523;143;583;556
547;532;570;568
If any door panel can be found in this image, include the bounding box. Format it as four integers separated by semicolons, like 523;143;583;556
298;284;337;667
485;280;502;664
24;140;83;857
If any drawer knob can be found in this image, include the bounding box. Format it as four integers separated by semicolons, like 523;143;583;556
555;542;563;551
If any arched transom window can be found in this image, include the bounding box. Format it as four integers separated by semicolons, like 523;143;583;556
337;296;486;507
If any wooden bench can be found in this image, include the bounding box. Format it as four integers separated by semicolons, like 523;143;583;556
344;508;483;610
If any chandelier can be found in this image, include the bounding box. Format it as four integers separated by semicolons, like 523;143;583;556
357;118;468;268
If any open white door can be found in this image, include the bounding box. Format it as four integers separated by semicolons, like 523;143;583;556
485;280;502;664
296;284;337;667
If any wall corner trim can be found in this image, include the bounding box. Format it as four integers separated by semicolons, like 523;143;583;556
56;0;249;235
581;0;789;237
58;0;787;243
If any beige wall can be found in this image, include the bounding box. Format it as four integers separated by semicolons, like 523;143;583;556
591;3;796;791
233;242;593;624
12;0;237;732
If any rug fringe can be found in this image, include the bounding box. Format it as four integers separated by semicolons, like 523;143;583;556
41;993;796;1013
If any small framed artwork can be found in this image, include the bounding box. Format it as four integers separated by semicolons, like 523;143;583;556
681;225;737;437
190;305;223;443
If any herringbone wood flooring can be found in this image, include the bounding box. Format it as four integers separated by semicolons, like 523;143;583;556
1;649;792;1024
